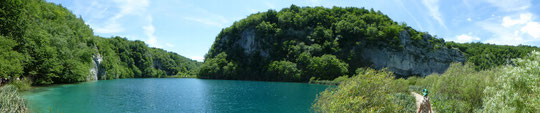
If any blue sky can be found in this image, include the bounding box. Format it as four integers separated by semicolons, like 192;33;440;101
47;0;540;61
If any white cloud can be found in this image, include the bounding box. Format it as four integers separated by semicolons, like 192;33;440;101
484;0;531;12
190;56;205;62
477;13;540;45
467;18;472;22
502;13;532;27
114;0;149;16
394;0;424;31
183;17;225;27
182;7;231;28
499;13;540;39
307;0;322;6
93;22;124;33
165;43;175;47
455;34;480;43
263;1;276;9
143;16;161;48
421;0;447;29
90;0;150;34
521;22;540;38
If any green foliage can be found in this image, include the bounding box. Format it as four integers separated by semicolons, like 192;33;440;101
267;60;301;81
0;85;28;113
7;78;32;91
0;0;201;85
314;52;540;113
201;5;449;81
198;52;237;79
413;63;499;112
305;54;348;80
313;68;415;113
446;42;540;70
482;51;540;112
0;36;24;79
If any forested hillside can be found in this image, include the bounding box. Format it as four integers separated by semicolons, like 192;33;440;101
0;0;200;85
446;42;540;70
199;5;540;82
199;5;460;81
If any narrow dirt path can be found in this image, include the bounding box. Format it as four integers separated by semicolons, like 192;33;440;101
411;92;435;113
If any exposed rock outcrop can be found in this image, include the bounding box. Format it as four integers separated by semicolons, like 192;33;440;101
235;28;270;57
89;53;106;81
360;31;465;77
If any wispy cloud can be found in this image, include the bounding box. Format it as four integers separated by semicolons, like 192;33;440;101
165;43;175;47
453;33;480;43
478;13;540;45
143;16;161;48
89;0;150;34
264;1;276;9
521;22;540;38
190;56;205;62
394;0;424;31
183;17;226;27
421;0;447;30
182;6;232;28
483;0;531;12
307;0;322;6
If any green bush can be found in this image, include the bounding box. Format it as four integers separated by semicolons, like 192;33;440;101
482;51;540;112
0;85;27;113
313;68;413;113
7;78;32;91
413;63;499;112
267;60;301;81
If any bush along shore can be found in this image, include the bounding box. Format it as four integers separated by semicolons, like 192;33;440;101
313;51;540;112
0;85;28;113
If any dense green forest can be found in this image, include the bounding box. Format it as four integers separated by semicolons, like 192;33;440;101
199;5;540;81
446;42;540;70
0;0;200;85
199;5;440;81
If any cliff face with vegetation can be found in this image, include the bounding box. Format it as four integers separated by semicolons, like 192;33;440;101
199;5;465;81
359;31;464;77
0;0;201;85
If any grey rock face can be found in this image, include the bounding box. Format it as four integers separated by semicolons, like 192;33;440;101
236;29;270;57
89;53;107;81
231;28;464;77
360;31;465;77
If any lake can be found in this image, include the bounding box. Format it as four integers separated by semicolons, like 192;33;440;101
23;78;329;113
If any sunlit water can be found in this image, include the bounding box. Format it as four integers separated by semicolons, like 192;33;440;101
23;78;329;113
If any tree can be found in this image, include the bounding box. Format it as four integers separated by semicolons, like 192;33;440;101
267;61;301;81
0;37;24;79
306;54;349;80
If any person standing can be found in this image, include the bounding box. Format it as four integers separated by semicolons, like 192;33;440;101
418;89;432;113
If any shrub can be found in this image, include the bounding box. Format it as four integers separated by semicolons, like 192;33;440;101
482;51;540;112
414;63;499;112
267;60;301;81
313;68;412;112
0;85;28;113
8;78;32;91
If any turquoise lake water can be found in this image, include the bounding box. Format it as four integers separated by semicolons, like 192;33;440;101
23;78;329;113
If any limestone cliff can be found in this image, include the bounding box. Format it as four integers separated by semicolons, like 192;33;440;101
360;31;465;77
89;53;106;81
201;6;467;80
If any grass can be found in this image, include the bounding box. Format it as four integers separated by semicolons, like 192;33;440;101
7;78;32;91
309;75;349;85
0;85;28;113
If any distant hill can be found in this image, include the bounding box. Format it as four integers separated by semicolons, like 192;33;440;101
199;5;539;81
0;0;200;85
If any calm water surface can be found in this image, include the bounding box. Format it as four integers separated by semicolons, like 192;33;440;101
23;78;329;113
